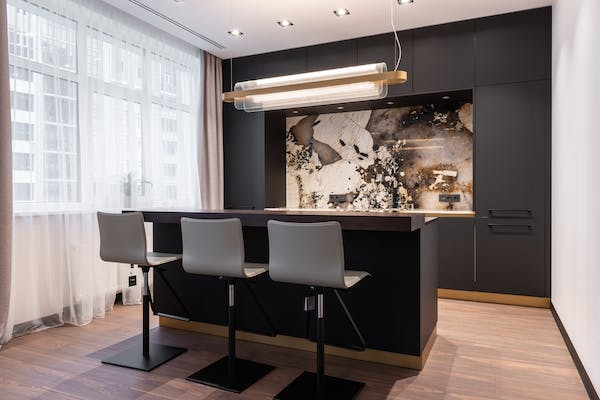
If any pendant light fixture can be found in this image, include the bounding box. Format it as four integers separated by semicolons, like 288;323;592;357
223;64;406;112
223;2;408;112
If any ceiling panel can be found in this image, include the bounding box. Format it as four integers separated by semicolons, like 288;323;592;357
102;0;552;59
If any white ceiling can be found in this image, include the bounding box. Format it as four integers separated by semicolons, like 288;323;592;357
103;0;552;59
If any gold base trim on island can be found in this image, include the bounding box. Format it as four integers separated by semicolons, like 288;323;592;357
159;316;436;370
438;289;551;308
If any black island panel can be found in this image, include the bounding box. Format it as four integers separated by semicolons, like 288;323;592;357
141;210;438;358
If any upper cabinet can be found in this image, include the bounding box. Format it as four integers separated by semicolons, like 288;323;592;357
357;31;413;96
412;21;475;93
229;53;265;83
307;39;357;71
260;47;308;78
475;8;550;86
230;47;308;83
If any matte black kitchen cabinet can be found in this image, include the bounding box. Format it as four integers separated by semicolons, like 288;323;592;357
474;80;549;297
438;218;475;291
475;8;550;86
475;218;546;296
258;47;307;79
357;31;413;96
223;104;265;209
230;47;307;83
475;81;547;214
412;21;475;93
307;39;357;71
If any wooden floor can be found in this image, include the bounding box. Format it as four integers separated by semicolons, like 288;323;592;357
0;299;589;400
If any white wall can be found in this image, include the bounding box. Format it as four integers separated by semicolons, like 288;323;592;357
552;0;600;394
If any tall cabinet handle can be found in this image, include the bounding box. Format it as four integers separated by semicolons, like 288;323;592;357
488;223;532;233
488;209;532;218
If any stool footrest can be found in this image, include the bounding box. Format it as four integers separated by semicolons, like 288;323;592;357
274;371;365;400
186;356;274;393
101;343;186;372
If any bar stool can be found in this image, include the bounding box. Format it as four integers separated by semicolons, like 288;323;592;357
180;217;275;393
97;211;187;371
267;220;370;400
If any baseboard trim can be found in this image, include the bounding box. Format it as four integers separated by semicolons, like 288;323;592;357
438;288;551;308
551;304;599;400
159;317;436;370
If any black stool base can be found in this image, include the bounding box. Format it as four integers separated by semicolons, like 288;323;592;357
101;343;186;372
274;371;365;400
186;356;274;393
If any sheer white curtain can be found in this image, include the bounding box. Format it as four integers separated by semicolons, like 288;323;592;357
2;0;201;342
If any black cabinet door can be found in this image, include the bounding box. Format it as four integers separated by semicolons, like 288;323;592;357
475;8;550;86
231;54;265;83
231;47;307;83
475;218;546;296
223;104;265;209
260;47;307;77
413;21;475;93
307;39;357;71
357;31;413;96
474;81;547;215
437;218;475;291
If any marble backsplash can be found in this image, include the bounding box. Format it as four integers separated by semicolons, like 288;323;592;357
285;101;473;211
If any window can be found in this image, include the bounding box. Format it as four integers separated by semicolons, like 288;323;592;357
7;0;201;211
13;122;33;141
13;153;33;171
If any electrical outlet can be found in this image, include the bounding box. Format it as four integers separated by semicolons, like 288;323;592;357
439;194;461;203
128;275;137;287
329;194;347;204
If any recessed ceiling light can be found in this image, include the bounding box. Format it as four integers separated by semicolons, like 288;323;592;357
277;19;294;28
442;95;451;100
337;106;345;110
386;101;395;105
397;0;414;4
292;110;299;114
228;29;243;36
333;8;350;17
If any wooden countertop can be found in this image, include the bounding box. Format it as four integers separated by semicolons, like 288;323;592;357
136;209;430;232
265;208;475;218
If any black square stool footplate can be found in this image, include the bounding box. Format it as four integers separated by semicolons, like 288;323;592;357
101;343;187;372
274;371;365;400
186;356;275;393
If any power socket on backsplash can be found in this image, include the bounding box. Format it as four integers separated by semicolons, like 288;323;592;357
439;194;461;203
329;194;347;204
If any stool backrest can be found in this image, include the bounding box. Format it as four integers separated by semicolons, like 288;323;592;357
181;217;245;278
97;211;148;265
267;220;345;288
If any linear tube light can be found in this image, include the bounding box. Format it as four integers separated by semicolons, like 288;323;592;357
222;63;407;112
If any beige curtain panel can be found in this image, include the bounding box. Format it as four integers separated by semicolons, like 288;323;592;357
0;0;13;346
199;52;224;210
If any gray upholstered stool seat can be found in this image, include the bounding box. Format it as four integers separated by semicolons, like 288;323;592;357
97;211;186;372
267;220;369;400
180;217;275;393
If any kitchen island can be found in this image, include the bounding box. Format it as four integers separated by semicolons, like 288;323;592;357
139;209;438;370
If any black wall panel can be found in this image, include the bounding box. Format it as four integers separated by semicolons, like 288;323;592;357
413;20;475;93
